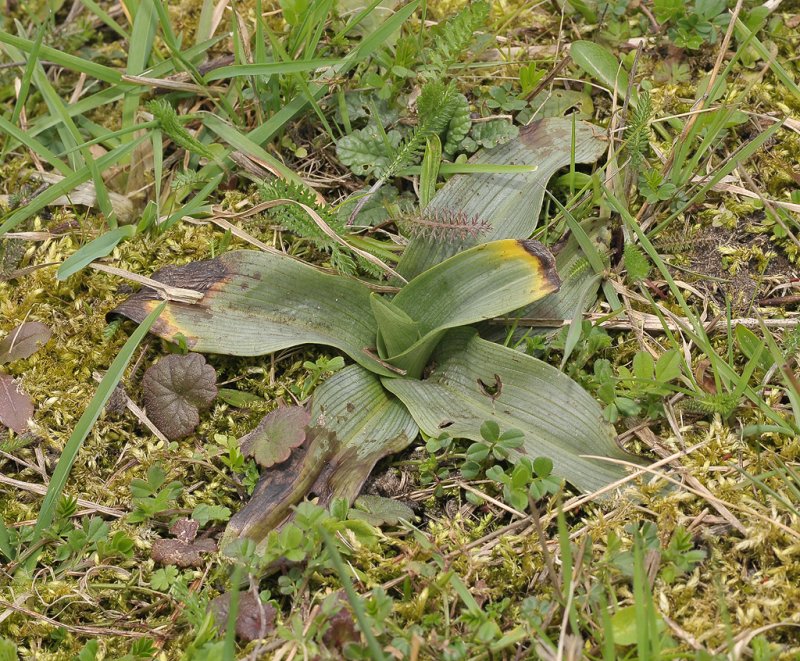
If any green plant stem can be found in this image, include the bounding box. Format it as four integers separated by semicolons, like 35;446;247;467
319;526;386;660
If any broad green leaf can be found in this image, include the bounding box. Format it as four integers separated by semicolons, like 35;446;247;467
610;605;667;647
501;218;610;336
111;249;395;377
383;328;640;493
370;293;421;359
570;41;631;99
655;349;683;382
384;239;560;377
223;365;418;547
57;226;136;280
397;117;607;279
735;325;773;370
632;352;655;382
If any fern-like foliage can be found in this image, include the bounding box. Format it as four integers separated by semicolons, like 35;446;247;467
147;99;215;160
171;169;208;190
381;81;462;181
623;243;651;283
623;91;652;168
259;180;383;278
679;392;739;418
400;207;492;242
420;0;490;81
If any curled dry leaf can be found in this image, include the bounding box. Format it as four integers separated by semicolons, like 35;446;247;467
0;372;34;435
151;517;216;568
0;322;52;365
142;353;217;440
239;405;310;468
208;591;276;642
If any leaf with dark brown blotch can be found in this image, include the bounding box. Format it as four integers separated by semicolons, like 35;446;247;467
0;322;52;365
142;353;217;440
208;591;276;642
0;372;34;434
239;405;310;468
151;518;216;567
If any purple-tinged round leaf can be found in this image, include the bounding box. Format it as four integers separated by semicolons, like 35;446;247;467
208;591;276;642
239;405;310;468
0;373;34;434
142;353;217;440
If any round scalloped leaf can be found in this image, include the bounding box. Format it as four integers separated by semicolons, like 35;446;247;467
142;353;217;441
239;405;310;468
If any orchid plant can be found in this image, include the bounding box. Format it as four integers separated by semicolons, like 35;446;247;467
113;118;638;548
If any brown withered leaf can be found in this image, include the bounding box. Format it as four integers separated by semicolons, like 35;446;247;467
0;322;52;365
208;591;276;642
142;353;217;440
0;372;34;434
239;405;310;468
151;518;216;567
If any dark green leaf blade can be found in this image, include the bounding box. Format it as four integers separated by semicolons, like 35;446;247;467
110;250;393;377
383;328;641;493
397;118;608;279
223;365;418;547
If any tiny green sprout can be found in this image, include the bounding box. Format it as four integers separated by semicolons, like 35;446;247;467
128;463;183;523
486;456;561;510
296;355;346;399
151;565;180;591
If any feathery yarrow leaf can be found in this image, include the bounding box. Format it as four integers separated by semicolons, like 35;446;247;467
381;81;461;181
147;99;215;160
259;180;383;278
420;0;490;80
623;91;652;168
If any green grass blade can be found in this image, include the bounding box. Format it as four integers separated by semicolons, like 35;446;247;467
0;115;73;176
122;0;157;138
28;302;166;549
0;518;14;561
734;18;800;100
419;135;442;207
56;226;137;280
319;526;387;661
195;0;217;45
202;113;307;186
79;0;130;39
9;22;44;127
0;137;144;236
0;29;123;84
204;59;339;81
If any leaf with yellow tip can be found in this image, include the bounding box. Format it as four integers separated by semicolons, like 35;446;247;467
379;239;560;378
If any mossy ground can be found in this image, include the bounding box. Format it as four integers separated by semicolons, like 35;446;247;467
2;1;800;659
